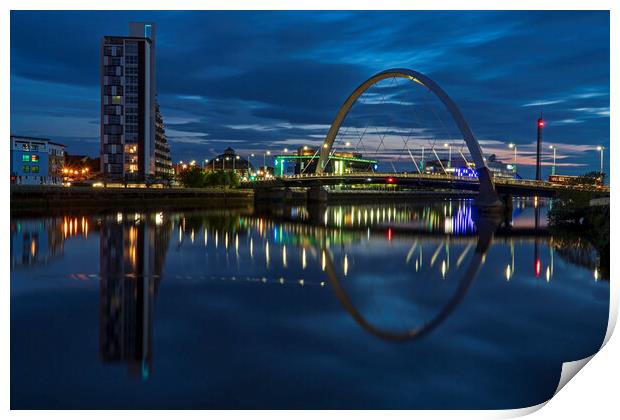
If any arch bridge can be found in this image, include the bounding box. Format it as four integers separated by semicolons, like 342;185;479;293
317;68;500;207
250;68;609;201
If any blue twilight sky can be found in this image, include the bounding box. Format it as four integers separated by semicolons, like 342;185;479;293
10;10;610;178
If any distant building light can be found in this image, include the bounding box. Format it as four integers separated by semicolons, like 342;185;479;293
454;167;478;178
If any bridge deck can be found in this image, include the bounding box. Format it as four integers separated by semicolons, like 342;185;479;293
248;172;609;198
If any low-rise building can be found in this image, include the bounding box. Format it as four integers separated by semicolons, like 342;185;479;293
275;146;377;176
10;135;65;185
423;154;515;179
205;147;252;176
484;154;516;179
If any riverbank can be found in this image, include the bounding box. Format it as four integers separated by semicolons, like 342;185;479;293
10;185;255;216
11;185;482;216
548;190;610;279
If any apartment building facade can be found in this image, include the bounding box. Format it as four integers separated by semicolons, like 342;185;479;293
100;22;172;180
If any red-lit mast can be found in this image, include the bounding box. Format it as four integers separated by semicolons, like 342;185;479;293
536;115;544;181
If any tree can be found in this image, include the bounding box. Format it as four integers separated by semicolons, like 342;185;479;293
178;168;240;188
204;170;239;187
178;166;206;188
225;170;240;187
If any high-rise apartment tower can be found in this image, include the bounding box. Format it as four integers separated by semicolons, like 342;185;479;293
100;22;172;180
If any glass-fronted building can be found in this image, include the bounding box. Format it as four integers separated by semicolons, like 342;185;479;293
274;147;378;176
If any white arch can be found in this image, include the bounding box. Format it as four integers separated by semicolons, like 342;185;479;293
316;68;500;205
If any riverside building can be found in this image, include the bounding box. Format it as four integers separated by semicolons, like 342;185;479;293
10;135;65;185
100;22;172;180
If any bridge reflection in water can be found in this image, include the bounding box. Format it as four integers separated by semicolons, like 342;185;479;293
10;199;605;380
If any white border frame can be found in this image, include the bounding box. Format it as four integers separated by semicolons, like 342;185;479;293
2;1;617;418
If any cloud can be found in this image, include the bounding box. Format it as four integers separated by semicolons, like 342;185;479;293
555;119;583;125
522;100;565;107
10;10;610;178
573;107;610;117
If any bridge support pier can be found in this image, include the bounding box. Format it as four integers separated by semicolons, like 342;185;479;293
500;194;514;226
501;194;513;211
307;186;328;203
474;167;504;211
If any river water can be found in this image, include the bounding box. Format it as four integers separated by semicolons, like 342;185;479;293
10;198;609;409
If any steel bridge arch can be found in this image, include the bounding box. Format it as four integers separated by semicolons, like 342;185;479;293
317;68;501;206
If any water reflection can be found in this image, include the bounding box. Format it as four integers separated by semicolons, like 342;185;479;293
10;216;90;268
323;212;501;341
99;213;172;379
10;198;609;406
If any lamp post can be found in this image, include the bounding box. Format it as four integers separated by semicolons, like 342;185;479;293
215;158;220;171
596;146;605;176
204;159;209;170
548;145;556;176
225;156;230;171
263;150;271;172
250;153;255;176
444;143;452;168
508;143;517;178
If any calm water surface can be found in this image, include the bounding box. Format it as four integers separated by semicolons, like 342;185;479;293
10;199;609;409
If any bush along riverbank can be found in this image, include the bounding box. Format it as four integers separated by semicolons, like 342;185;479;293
548;190;610;279
178;167;240;188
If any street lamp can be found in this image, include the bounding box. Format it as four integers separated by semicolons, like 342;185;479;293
508;143;517;178
250;153;255;176
215;158;220;171
234;155;240;171
596;146;605;176
548;145;556;176
444;143;452;168
263;150;271;171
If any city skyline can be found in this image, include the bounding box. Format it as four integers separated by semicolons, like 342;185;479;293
10;10;610;178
